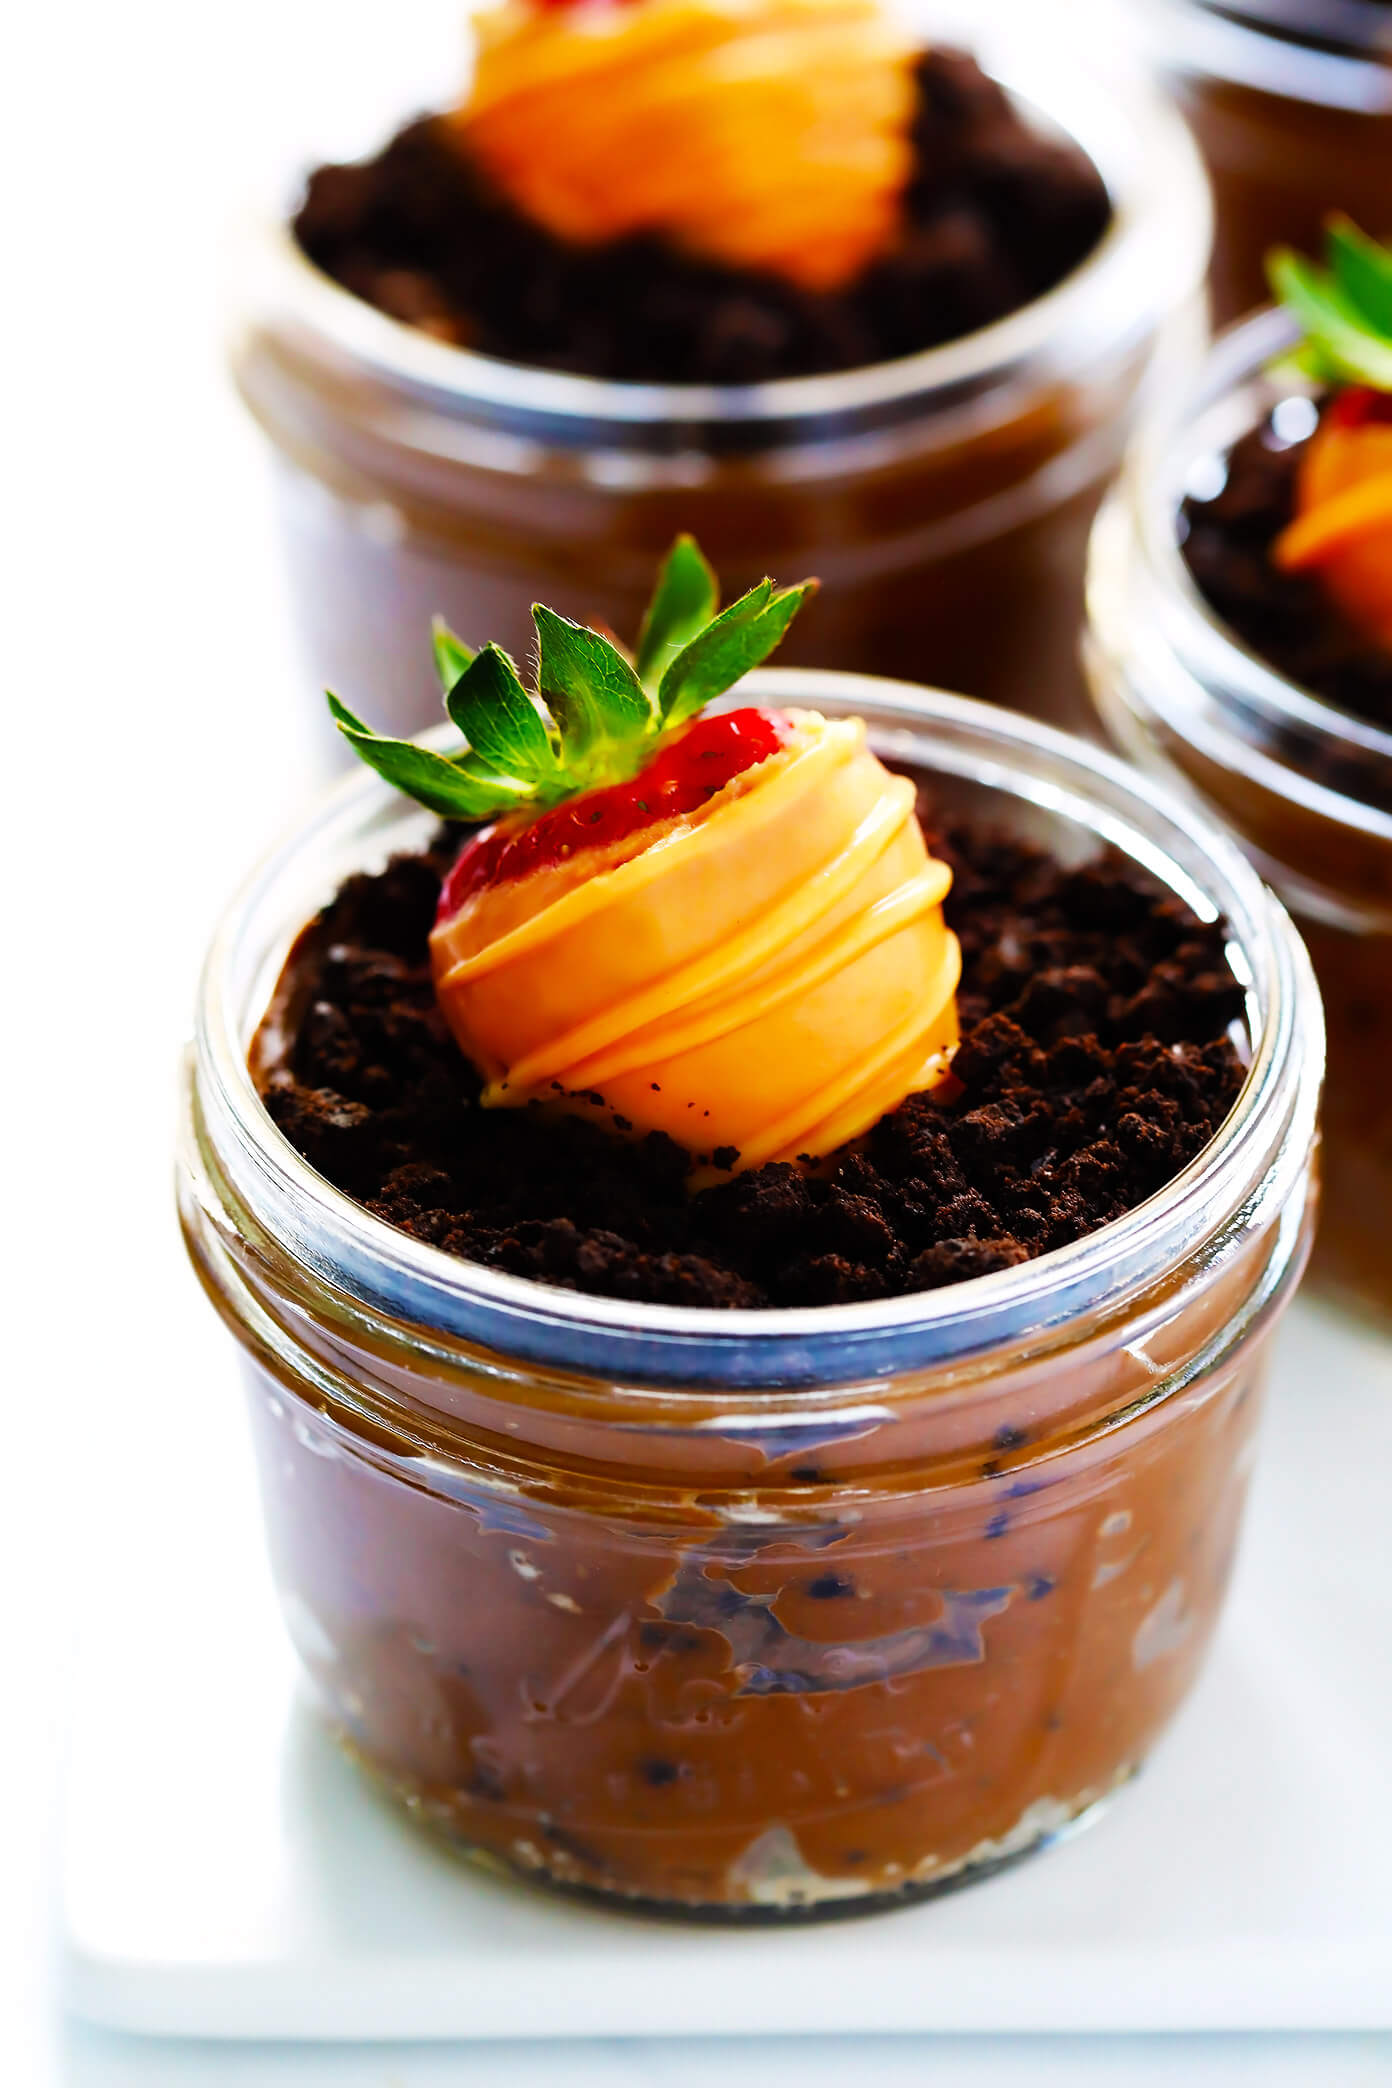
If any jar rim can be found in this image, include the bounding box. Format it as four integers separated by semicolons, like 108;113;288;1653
188;670;1321;1390
1090;303;1392;848
230;18;1209;455
1147;0;1392;106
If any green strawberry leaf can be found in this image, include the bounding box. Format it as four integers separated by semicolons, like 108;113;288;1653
1266;342;1340;390
451;746;526;792
431;617;474;693
635;534;719;691
330;539;811;826
326;693;527;820
444;643;558;784
659;579;816;729
1268;233;1392;392
533;606;654;761
1327;216;1392;339
656;580;771;725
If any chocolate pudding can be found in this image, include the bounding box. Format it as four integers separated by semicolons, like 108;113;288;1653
1147;0;1392;324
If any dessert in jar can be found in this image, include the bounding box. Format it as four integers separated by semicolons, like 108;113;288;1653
1087;220;1392;1320
1141;0;1392;325
180;544;1321;1916
229;0;1210;743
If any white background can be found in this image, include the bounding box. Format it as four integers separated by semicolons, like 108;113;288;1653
3;2;1390;2081
4;6;448;2076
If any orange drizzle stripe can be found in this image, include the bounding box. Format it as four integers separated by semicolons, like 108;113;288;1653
433;725;862;991
1273;470;1392;570
734;932;962;1171
501;860;953;1103
478;780;923;1101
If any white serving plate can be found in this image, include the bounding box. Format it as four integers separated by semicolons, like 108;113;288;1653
60;1280;1392;2043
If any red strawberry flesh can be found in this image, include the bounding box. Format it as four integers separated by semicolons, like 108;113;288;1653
1327;386;1392;431
436;706;794;923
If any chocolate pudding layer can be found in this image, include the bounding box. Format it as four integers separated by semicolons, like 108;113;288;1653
1153;0;1392;325
293;50;1112;385
256;818;1246;1309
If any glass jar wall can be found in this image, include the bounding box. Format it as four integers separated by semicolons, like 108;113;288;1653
179;674;1321;1916
1087;307;1391;1322
229;16;1209;748
1143;0;1392;325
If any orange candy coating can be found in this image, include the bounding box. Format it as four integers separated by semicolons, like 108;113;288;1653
449;0;921;292
1273;401;1392;651
428;711;960;1171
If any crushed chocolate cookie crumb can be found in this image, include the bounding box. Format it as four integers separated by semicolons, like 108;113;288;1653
255;820;1246;1309
292;50;1110;387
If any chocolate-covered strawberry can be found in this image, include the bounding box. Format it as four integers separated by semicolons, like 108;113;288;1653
1268;219;1392;649
331;537;960;1169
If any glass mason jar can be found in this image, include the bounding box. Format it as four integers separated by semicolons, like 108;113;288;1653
1086;306;1392;1323
178;671;1321;1918
1142;0;1392;326
227;14;1210;749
